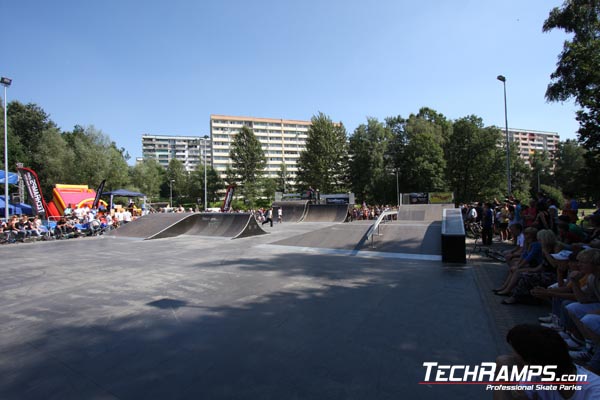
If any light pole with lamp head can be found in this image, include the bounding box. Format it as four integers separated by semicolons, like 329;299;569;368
497;75;511;196
1;77;12;222
203;135;209;211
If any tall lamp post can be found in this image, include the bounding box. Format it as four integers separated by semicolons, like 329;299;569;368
169;179;175;209
1;77;12;222
497;75;511;196
203;135;209;211
395;169;400;207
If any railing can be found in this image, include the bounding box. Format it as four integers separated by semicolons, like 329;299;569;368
365;210;397;248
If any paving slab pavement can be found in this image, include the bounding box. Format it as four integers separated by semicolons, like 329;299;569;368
0;222;548;399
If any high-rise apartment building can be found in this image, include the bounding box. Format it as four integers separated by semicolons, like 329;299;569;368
141;134;212;172
210;115;310;182
507;128;560;165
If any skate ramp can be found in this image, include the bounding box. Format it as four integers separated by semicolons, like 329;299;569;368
108;213;267;240
302;204;349;223
397;204;453;222
272;200;309;223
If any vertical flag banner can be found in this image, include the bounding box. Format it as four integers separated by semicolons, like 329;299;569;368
17;167;48;217
92;180;106;209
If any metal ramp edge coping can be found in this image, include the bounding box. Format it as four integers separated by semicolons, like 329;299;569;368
300;203;349;223
231;213;269;239
145;213;268;240
272;200;309;223
145;213;196;240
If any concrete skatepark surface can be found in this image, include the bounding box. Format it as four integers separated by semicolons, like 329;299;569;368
0;215;520;399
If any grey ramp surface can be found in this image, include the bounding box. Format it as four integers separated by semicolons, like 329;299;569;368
272;220;442;255
366;222;442;255
273;222;372;250
397;203;454;222
302;204;349;222
0;234;498;400
108;213;267;240
272;200;308;222
107;212;192;239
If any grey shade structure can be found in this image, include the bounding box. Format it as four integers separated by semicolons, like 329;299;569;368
102;189;146;197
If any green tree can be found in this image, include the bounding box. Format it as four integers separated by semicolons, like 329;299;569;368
229;126;266;206
230;126;266;184
446;116;506;202
553;139;587;196
349;118;394;204
188;164;224;207
163;159;188;205
529;150;553;194
130;158;165;199
63;125;130;190
296;112;349;193
386;109;447;195
276;163;291;193
6;101;56;168
543;1;600;196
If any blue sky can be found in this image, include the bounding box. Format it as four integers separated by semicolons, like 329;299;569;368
2;0;579;163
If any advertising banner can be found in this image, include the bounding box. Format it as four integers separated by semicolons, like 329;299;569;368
17;167;48;217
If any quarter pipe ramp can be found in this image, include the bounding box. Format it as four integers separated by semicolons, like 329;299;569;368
108;213;268;240
271;200;309;223
301;204;349;223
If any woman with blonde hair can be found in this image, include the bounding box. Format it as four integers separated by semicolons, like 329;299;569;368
500;229;563;305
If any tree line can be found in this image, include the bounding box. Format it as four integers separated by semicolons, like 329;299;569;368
1;1;598;208
0;100;593;209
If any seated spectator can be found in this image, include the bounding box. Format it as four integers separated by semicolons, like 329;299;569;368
558;215;587;244
14;215;30;241
22;215;41;239
63;203;73;217
563;249;600;367
55;216;69;238
502;223;525;265
585;214;600;244
499;229;560;305
494;227;542;296
494;324;600;399
2;218;19;242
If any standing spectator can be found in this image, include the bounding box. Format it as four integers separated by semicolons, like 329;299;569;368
277;207;282;223
522;199;538;228
548;198;560;232
481;202;494;245
563;192;579;223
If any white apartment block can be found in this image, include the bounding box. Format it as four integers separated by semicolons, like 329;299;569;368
210;115;310;182
508;128;560;165
141;134;212;172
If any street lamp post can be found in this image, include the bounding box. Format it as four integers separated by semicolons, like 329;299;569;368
1;77;12;222
396;170;400;207
497;75;511;196
203;135;209;211
169;179;174;209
